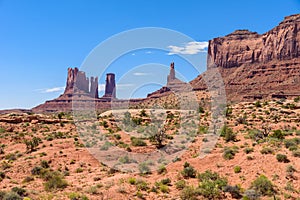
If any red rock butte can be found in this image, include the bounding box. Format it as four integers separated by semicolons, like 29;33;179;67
32;14;300;112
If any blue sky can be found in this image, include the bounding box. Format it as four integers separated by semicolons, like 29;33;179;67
0;0;299;109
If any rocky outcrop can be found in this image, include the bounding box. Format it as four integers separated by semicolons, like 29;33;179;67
195;14;300;101
103;73;116;99
148;63;189;98
208;14;300;69
64;67;98;98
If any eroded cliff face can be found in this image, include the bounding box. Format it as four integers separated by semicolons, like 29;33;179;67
208;14;300;68
199;14;300;102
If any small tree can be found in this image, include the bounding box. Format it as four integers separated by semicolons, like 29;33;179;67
24;137;41;153
150;128;167;148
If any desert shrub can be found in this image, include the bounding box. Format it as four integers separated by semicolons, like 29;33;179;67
41;160;50;168
175;180;186;190
118;155;133;164
24;137;41;152
244;147;254;154
0;127;5;133
197;170;228;199
180;186;198;200
22;176;34;183
250;175;275;196
292;150;300;157
114;134;121;140
223;185;243;199
181;162;197;178
243;189;260;200
294;96;300;102
131;137;146;146
236;115;247;125
234;166;241;173
44;175;68;191
220;125;237;142
270;130;285;140
2;191;22;200
254;101;262;108
260;147;274;154
100;141;113;150
128;177;136;185
198;106;205;114
139;109;148;117
159;184;169;193
223;146;238;160
136;179;149;191
75;168;83;173
286;165;296;179
11;187;27;197
157;164;166;174
276;154;289;163
248;129;265;141
0;171;5;181
284;139;297;150
138;162;151;174
68;192;89;200
160;178;171;185
31;166;43;175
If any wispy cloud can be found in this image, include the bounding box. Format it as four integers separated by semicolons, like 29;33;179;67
131;53;136;56
98;84;105;92
133;72;151;76
37;87;65;93
168;41;208;55
116;83;135;89
145;51;152;54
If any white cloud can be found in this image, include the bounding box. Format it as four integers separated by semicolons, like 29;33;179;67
98;84;105;92
37;87;64;93
145;51;152;54
131;53;136;56
168;41;208;55
116;83;135;89
133;72;150;76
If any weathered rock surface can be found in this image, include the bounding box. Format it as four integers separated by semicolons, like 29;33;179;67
192;14;300;102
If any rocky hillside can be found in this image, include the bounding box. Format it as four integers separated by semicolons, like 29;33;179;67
191;14;300;102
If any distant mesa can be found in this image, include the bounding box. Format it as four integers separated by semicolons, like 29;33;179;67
32;68;119;113
32;13;300;112
64;67;99;98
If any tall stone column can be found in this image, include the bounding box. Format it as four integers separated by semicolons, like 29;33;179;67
104;73;116;98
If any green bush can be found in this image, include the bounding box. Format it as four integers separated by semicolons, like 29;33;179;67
276;154;289;163
3;191;22;200
180;186;197;200
131;137;146;146
175;180;186;190
181;162;197;178
223;147;238;160
250;175;275;196
160;178;171;185
292;150;300;157
41;160;50;168
223;185;242;199
157;164;167;174
234;166;241;173
138;162;151;174
128;177;136;185
197;170;228;199
11;187;26;197
220;125;237;142
68;192;89;200
159;184;169;193
244;147;254;154
44;175;68;191
270;130;285;140
260;147;274;154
